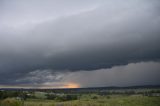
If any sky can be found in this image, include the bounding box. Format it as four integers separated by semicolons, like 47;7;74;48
0;0;160;88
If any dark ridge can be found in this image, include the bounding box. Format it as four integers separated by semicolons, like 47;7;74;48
1;85;160;91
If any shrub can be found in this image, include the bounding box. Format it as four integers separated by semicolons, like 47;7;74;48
91;96;98;99
46;94;56;100
1;98;22;106
106;96;111;99
66;95;78;100
55;95;78;102
55;96;65;102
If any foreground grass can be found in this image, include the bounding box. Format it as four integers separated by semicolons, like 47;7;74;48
24;99;54;106
1;95;160;106
24;95;160;106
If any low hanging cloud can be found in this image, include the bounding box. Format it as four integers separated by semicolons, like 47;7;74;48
62;61;160;87
0;0;160;87
8;61;160;88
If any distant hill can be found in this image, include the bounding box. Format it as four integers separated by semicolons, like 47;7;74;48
1;85;160;91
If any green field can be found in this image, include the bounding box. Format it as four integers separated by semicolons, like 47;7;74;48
1;88;160;106
1;95;160;106
24;95;160;106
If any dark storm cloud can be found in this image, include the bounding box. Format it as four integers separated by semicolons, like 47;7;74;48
62;61;160;87
3;61;160;88
0;0;160;86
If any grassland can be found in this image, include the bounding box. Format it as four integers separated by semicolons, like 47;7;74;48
1;94;160;106
24;95;160;106
0;87;160;106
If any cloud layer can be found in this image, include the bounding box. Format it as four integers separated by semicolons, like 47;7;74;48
62;61;160;87
3;61;160;88
0;0;160;87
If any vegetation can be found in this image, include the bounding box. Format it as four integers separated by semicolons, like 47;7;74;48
0;87;160;106
0;98;22;106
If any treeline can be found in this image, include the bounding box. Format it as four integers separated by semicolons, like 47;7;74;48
0;91;28;100
0;90;78;101
98;89;160;96
0;89;160;100
0;91;19;99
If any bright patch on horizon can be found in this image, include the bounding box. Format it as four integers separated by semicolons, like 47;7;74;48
63;83;80;88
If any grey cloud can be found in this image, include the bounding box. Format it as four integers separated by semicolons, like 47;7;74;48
0;0;160;86
62;61;160;87
15;70;64;85
5;61;160;88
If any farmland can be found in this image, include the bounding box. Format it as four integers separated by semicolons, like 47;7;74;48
0;86;160;106
23;95;160;106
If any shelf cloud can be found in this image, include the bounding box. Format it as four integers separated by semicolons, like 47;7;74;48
0;0;160;87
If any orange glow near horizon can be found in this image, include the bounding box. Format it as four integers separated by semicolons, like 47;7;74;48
62;83;80;88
